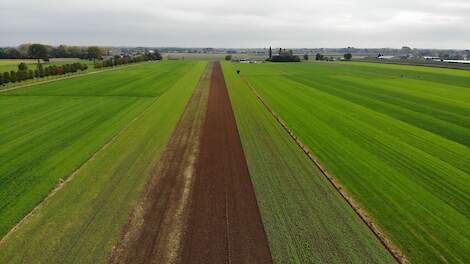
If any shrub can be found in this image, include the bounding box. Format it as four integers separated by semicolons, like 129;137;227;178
17;70;27;81
38;64;44;77
10;71;17;82
18;63;28;71
56;66;65;75
94;62;103;69
64;64;72;73
3;72;10;84
28;70;34;79
44;66;51;76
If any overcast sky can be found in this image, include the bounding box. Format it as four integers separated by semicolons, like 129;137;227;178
1;0;469;49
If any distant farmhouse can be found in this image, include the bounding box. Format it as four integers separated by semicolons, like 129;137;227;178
377;55;396;60
267;47;301;62
424;56;441;61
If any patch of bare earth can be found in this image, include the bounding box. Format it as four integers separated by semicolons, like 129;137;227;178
109;63;211;264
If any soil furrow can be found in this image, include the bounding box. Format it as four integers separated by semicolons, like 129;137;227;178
181;62;273;264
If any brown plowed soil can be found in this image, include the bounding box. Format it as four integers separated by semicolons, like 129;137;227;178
181;62;272;264
109;63;211;264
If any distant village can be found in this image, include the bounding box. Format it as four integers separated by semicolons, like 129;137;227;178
158;46;470;65
158;46;469;60
1;44;469;66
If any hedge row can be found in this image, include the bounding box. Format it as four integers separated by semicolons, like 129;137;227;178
0;63;88;85
94;53;162;69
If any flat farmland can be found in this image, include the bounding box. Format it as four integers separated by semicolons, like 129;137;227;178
234;61;470;263
222;62;395;263
2;58;468;264
0;59;205;258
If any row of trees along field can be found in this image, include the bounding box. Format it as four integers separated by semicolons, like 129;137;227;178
0;44;107;60
0;43;163;85
94;52;162;69
0;43;162;63
0;62;88;85
314;53;352;61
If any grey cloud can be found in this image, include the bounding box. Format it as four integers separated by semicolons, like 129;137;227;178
0;0;469;48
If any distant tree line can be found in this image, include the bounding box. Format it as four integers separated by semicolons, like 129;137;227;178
305;47;470;60
0;44;108;60
314;53;352;61
316;53;338;61
94;52;162;69
0;62;88;86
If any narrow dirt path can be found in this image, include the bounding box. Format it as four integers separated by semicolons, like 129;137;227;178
109;63;211;264
181;62;273;264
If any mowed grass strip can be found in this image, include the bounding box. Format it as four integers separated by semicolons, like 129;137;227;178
0;61;195;239
222;62;395;263
235;62;470;264
0;61;206;263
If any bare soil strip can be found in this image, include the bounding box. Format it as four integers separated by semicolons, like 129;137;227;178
109;63;211;264
239;75;408;264
181;62;272;264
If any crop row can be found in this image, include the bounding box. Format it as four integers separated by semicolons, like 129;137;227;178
236;61;470;263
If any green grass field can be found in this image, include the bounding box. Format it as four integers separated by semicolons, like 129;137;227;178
223;62;395;263
233;61;470;263
0;60;203;246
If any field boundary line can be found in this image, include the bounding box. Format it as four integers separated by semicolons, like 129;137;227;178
0;68;182;245
0;61;158;93
237;70;409;264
